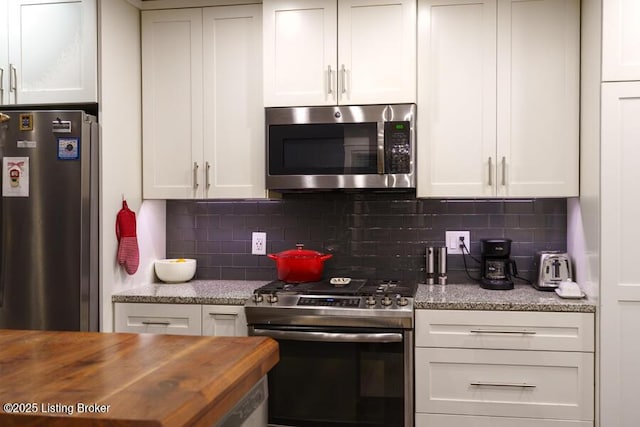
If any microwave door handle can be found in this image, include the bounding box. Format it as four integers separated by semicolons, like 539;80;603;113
378;125;385;174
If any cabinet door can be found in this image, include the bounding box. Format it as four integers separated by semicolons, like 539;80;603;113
416;0;496;198
202;5;265;199
201;305;248;337
0;0;8;105
415;348;594;421
7;0;96;104
415;310;594;352
496;0;579;197
114;303;202;336
417;413;593;427
600;81;640;427
602;0;640;81
338;0;416;104
142;9;204;199
263;0;337;107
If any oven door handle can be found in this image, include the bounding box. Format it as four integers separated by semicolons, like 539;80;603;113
251;328;403;343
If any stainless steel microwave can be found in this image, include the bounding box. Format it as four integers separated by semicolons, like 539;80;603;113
266;104;416;190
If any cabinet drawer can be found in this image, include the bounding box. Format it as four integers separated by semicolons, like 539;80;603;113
415;348;594;420
415;310;594;351
114;303;202;336
201;305;247;337
416;413;593;427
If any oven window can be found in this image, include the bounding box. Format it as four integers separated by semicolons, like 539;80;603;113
267;336;404;427
269;123;378;175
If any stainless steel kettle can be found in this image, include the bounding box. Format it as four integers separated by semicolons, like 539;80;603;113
532;251;572;290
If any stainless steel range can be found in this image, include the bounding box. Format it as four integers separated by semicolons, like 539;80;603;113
245;278;417;427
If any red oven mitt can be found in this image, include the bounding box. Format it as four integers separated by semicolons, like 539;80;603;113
116;200;139;275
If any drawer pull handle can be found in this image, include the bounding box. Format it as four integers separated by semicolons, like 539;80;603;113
470;381;537;388
141;321;171;326
208;313;239;317
470;329;536;335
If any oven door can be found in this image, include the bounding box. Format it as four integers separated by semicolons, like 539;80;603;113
250;325;413;427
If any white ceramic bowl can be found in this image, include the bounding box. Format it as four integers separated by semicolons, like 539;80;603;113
155;259;196;283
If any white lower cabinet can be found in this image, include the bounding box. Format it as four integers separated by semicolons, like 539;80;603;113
201;305;247;337
416;414;593;427
415;310;595;426
114;303;248;337
114;303;202;336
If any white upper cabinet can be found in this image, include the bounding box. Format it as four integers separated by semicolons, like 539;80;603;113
417;0;579;198
496;0;579;197
603;0;640;81
263;0;337;106
0;1;7;105
142;5;264;199
142;8;204;199
202;6;265;198
417;0;497;198
1;0;97;105
263;0;416;107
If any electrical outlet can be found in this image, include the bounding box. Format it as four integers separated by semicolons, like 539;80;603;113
251;232;266;255
445;231;470;255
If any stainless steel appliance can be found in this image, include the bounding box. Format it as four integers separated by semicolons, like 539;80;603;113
532;251;573;291
480;238;516;290
0;110;98;331
245;278;417;427
266;103;416;190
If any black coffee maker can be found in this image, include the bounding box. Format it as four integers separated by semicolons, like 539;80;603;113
480;238;516;290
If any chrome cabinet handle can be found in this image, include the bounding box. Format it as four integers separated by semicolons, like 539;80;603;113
0;68;4;102
340;64;347;95
9;64;17;103
488;157;493;186
470;381;537;388
193;162;199;189
501;156;506;186
141;320;171;326
327;65;334;95
205;161;211;189
208;312;239;317
470;329;536;335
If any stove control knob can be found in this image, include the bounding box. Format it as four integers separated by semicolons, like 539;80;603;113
381;295;393;307
253;293;263;303
396;296;409;306
365;296;377;306
267;294;278;304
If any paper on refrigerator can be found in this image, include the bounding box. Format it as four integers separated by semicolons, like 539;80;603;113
3;157;29;197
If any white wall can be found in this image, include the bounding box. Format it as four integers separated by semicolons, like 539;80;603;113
98;0;165;332
568;0;601;301
569;0;602;425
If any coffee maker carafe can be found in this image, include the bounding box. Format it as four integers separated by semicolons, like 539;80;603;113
480;238;516;290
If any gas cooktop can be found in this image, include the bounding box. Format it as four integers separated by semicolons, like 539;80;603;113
245;278;418;329
254;278;417;297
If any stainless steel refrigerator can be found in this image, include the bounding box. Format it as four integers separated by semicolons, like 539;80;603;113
0;110;98;331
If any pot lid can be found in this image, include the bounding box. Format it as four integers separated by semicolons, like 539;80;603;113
272;244;327;259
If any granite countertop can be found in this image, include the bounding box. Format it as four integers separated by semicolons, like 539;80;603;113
111;280;269;305
416;283;596;313
112;280;596;313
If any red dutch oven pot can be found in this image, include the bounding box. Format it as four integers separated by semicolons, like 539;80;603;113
267;244;333;283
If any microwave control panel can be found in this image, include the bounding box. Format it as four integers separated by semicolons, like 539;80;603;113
384;121;411;174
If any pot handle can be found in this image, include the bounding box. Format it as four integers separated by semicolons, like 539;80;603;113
320;254;333;261
267;254;278;260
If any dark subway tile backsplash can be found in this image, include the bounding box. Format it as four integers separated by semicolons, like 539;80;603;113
166;192;567;283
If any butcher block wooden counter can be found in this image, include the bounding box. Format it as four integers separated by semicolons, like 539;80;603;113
0;329;278;427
